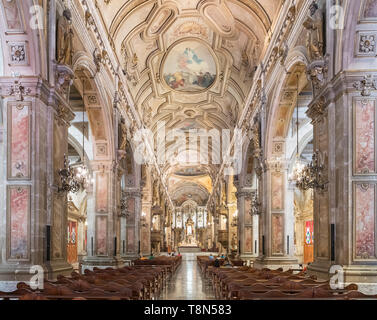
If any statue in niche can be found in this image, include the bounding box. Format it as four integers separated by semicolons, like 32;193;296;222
119;117;128;151
303;2;324;61
152;215;159;231
57;9;74;66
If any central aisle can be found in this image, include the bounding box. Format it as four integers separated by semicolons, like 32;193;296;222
160;255;215;300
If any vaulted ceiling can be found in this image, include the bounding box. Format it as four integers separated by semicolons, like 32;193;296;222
93;0;284;206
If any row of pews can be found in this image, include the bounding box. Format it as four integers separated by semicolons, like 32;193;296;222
133;255;182;276
198;256;377;300
0;256;182;300
197;256;244;275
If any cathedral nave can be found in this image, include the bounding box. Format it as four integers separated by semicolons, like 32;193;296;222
0;0;376;303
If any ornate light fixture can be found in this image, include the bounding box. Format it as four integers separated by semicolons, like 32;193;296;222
250;192;262;215
296;150;328;191
58;154;80;193
289;74;306;183
58;78;90;193
119;191;130;218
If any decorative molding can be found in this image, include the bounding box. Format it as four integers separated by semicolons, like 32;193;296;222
356;32;377;57
353;74;377;96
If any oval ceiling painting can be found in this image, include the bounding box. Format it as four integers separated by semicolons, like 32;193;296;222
163;41;217;92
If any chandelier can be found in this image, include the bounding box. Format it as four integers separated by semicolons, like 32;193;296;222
58;154;80;193
58;78;90;193
289;74;306;184
119;192;130;218
250;191;262;215
296;150;327;191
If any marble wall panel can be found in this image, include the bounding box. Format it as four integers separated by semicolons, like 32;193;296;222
96;216;107;256
355;183;376;259
244;197;252;225
271;173;284;210
1;0;24;32
364;0;377;18
127;227;135;253
7;186;29;260
96;173;108;213
354;99;375;174
8;103;30;180
272;214;284;255
244;226;252;253
127;197;135;224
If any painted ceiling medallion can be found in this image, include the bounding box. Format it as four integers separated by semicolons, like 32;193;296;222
163;41;217;92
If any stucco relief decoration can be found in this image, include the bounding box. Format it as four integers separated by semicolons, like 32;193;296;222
173;21;209;41
6;80;31;101
358;33;376;55
354;75;377;96
163;41;217;92
145;6;175;39
9;43;27;64
355;184;375;259
8;103;30;179
8;186;29;260
355;99;375;174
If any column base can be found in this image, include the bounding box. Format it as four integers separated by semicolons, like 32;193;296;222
306;260;332;280
253;256;299;271
81;256;125;273
240;254;257;266
0;261;73;291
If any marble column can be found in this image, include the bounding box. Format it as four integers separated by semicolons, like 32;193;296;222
0;77;73;288
254;159;298;270
81;162;123;270
308;72;377;287
236;189;258;261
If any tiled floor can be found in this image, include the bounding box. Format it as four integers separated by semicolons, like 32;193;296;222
159;259;215;300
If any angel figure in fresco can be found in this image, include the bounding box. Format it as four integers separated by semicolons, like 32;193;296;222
57;9;74;66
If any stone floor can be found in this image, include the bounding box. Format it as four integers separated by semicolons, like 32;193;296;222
159;257;215;300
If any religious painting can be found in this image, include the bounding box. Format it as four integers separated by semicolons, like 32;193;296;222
355;183;376;259
8;103;30;180
96;216;107;256
272;214;284;255
163;41;217;92
354;99;375;174
8;186;30;260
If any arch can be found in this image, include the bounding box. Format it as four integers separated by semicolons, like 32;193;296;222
71;53;115;161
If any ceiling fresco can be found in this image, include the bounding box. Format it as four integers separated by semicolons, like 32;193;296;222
94;0;284;206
